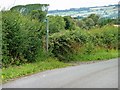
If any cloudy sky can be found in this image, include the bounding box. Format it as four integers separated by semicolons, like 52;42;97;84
0;0;119;10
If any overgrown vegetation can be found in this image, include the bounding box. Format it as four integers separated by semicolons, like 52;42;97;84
49;25;118;61
2;11;46;67
1;4;119;82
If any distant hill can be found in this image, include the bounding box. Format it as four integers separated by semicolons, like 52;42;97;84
48;4;118;19
10;4;118;19
10;4;49;15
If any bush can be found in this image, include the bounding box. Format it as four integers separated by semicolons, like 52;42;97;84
2;11;45;67
89;25;118;49
49;31;74;61
49;25;118;61
48;16;65;34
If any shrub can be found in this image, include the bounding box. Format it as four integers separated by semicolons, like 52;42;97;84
2;11;45;67
48;16;65;34
49;25;118;61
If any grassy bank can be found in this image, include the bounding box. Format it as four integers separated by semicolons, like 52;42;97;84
2;49;118;83
2;58;70;83
72;48;118;61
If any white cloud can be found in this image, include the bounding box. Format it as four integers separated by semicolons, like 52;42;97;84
0;0;119;10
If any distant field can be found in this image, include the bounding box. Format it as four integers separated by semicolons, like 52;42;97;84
48;4;118;19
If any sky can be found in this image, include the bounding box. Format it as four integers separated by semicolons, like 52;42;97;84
0;0;119;10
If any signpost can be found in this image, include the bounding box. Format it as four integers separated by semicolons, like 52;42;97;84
43;5;49;53
46;18;49;52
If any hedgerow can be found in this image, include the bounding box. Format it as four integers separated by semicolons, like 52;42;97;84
2;11;45;67
2;10;118;67
49;25;118;61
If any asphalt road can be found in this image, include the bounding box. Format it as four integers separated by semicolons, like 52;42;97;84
2;58;118;88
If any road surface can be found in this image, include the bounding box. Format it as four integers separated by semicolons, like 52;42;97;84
2;58;118;88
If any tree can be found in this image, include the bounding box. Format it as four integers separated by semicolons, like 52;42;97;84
76;20;86;29
30;10;46;22
88;14;100;25
48;16;65;33
63;16;76;30
79;17;95;30
84;18;95;29
98;18;113;27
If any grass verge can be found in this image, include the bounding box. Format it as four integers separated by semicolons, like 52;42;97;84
2;49;118;83
2;58;70;83
72;48;118;61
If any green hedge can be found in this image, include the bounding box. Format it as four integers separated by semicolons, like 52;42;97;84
2;11;45;67
49;25;118;61
2;10;118;66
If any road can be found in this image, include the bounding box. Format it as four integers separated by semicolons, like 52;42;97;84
2;58;118;88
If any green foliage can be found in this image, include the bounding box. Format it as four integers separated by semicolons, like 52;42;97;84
2;57;69;83
72;48;118;61
88;14;100;25
98;18;114;27
30;10;46;22
63;16;76;30
49;25;118;61
2;11;45;67
83;42;95;54
76;14;116;30
76;20;86;29
82;18;95;29
48;16;65;33
2;8;118;68
89;25;118;49
0;12;2;67
113;17;120;25
1;9;118;82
